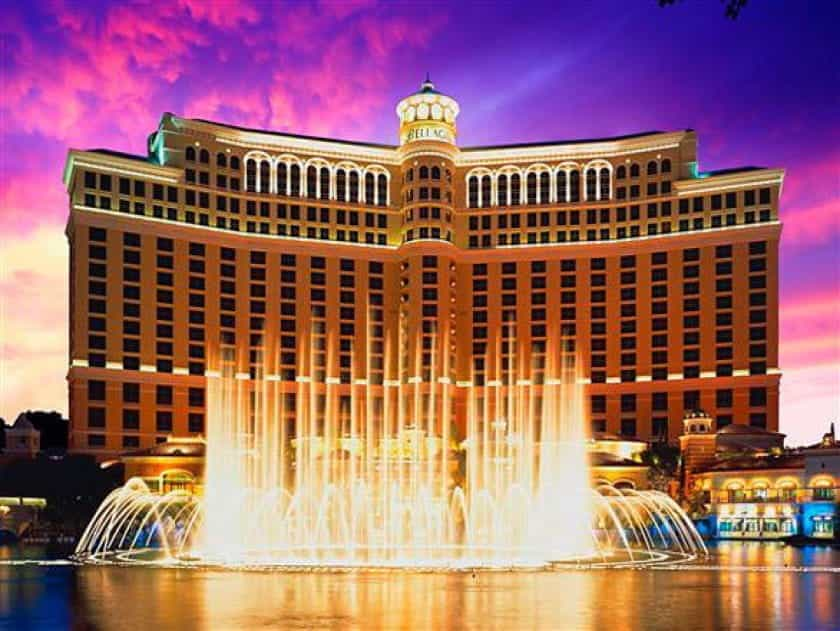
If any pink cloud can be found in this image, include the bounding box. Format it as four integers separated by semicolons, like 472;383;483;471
0;0;449;421
778;287;840;442
177;0;260;28
779;151;840;247
780;197;840;246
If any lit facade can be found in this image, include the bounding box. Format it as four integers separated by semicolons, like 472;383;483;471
686;425;839;540
64;79;782;455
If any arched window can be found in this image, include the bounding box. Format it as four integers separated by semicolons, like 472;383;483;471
376;174;388;206
419;165;429;179
230;156;240;170
599;168;610;200
569;171;580;202
497;174;508;206
526;172;537;204
259;161;270;193
431;166;441;180
661;159;672;174
539;171;550;203
480;175;491;208
647;160;658;176
306;166;318;198
199;149;209;164
216;152;227;168
349;171;359;202
630;163;640;178
616;165;626;179
185;146;196;161
468;176;479;208
585;169;597;200
405;168;413;183
319;167;330;200
289;164;301;197
277;163;287;195
510;173;521;205
556;171;568;202
246;159;257;192
336;170;346;202
364;173;375;203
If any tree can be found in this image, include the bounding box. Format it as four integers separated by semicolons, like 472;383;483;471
0;455;123;535
658;0;748;20
23;410;69;450
641;442;681;492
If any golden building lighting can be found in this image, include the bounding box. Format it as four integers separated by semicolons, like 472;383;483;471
63;78;782;455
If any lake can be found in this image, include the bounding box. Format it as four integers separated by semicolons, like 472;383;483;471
1;542;838;630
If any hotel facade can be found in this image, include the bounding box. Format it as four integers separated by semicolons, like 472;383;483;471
64;80;783;455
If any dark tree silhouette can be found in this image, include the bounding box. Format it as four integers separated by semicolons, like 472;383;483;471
22;411;69;450
658;0;748;20
0;455;123;535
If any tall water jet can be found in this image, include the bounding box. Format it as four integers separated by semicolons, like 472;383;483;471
75;329;707;567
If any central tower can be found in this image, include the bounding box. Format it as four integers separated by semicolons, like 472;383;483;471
394;78;461;440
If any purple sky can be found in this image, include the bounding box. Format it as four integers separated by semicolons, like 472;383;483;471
1;0;838;444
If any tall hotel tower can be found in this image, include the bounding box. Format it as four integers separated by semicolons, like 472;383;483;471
65;79;783;455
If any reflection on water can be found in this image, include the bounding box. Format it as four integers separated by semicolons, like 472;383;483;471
1;542;839;630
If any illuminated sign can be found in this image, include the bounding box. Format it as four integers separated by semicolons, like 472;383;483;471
402;124;454;145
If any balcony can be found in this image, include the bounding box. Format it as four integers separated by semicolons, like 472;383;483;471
717;487;837;504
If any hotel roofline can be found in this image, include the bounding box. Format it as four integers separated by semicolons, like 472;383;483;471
63;152;785;200
64;114;784;193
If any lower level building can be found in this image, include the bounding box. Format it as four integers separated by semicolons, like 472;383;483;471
684;422;839;540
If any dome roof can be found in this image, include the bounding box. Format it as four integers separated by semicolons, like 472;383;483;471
413;74;445;97
717;423;778;435
395;76;460;137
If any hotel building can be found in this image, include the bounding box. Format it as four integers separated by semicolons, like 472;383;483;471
64;79;783;455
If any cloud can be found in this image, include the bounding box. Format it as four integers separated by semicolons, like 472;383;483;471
0;0;447;422
0;0;836;446
779;151;840;247
0;225;68;421
780;362;840;446
177;0;260;28
778;288;840;443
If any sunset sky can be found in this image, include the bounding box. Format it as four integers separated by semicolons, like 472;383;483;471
1;1;837;445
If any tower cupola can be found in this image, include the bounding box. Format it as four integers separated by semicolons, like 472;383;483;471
396;76;460;147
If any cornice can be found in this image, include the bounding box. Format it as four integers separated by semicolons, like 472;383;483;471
63;150;182;191
172;116;401;165
455;131;692;167
675;168;785;195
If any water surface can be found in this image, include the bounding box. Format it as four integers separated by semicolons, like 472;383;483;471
2;542;838;630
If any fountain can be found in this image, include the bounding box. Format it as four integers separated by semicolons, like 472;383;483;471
75;332;706;569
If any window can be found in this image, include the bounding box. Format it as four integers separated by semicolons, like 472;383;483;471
377;174;388;206
585;169;596;200
497;174;508;206
569;171;580;202
88;380;106;401
599;168;610;199
527;172;537;204
122;409;140;430
510;173;522;205
319;167;330;200
156;411;173;432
